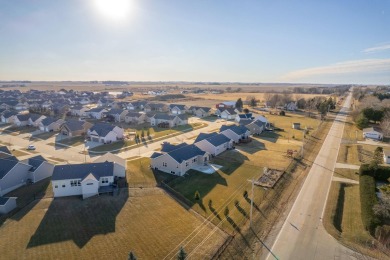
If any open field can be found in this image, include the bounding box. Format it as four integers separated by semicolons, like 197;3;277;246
0;189;227;259
323;182;388;259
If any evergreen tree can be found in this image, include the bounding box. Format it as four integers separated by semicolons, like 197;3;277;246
194;190;200;200
236;98;243;110
356;114;369;129
177;246;187;260
250;98;258;107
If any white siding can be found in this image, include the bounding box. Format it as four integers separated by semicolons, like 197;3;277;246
52;179;82;197
81;179;99;199
0;198;17;215
0;164;30;196
32;162;55;183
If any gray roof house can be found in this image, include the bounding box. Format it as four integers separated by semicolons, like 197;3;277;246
245;119;265;135
51;162;115;199
194;132;233;156
0;111;18;123
24;155;55;183
220;125;251;143
150;114;188;128
169;104;188;115
87;123;124;144
60;120;93;138
0;156;31;196
38;117;65;132
150;144;209;176
105;108;128;122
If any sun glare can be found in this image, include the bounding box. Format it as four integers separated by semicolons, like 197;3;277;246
93;0;132;21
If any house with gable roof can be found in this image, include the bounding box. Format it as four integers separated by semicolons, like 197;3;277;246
105;108;128;122
87;123;124;143
194;132;233;156
70;105;89;117
28;114;46;127
0;111;18;123
12;113;31;127
38;117;65;132
51;162;114;199
150;144;209;176
124;111;147;124
0;156;31;196
86;107;108;119
190;106;211;118
220;125;251;143
150;114;188;128
0;197;17;215
169;104;188;115
23;155;54;183
60;120;93;137
244;119;265;135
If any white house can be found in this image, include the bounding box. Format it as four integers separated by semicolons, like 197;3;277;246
285;102;297;111
150;144;209;176
150;114;188;128
0;197;17;215
219;108;238;120
24;155;54;183
235;113;253;123
219;125;251;143
51;162;115;199
87;123;124;144
384;150;390;164
93;152;126;178
105;109;128;122
28;114;46;127
12;114;31;127
0;156;31;196
0;111;18;123
190;106;211;118
362;127;383;141
124;112;147;124
194;133;233;156
70;106;89;117
87;107;108;119
169;104;188;115
245;120;265;135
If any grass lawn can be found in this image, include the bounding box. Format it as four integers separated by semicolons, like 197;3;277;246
342;117;364;142
57;136;85;146
337;145;360;165
323;182;387;259
11;149;30;157
6;126;37;135
262;113;320;141
0;190;226;259
334;168;360;181
166;137;299;233
33;131;58;140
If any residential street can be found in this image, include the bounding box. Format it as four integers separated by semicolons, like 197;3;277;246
265;92;358;260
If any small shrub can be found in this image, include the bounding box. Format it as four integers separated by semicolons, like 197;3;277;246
279;111;285;116
194;191;200;200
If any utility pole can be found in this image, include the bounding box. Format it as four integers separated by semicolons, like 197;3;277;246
250;177;254;229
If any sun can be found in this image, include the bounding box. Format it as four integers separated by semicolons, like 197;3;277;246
93;0;132;21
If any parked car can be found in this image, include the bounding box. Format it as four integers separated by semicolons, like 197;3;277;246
27;145;36;150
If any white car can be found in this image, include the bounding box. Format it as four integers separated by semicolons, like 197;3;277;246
27;145;36;150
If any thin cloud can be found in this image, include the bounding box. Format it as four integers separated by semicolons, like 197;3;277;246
363;43;390;53
282;59;390;80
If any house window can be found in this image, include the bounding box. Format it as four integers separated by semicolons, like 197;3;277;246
62;185;66;188
163;162;167;167
77;180;81;186
101;177;108;184
186;162;189;167
55;185;58;188
87;183;93;185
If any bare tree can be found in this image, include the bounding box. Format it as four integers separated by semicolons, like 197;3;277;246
380;111;390;137
263;92;273;105
359;96;381;110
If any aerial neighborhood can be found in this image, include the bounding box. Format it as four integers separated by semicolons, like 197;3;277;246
0;84;389;259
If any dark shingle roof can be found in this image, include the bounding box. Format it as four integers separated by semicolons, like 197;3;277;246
89;123;116;137
87;107;106;113
168;144;206;163
16;114;30;121
29;114;43;122
239;118;253;126
52;162;114;181
153;114;176;120
28;155;46;171
2;111;18;118
194;133;218;143
161;142;188;153
220;125;249;135
0;197;12;206
64;120;85;131
169;104;186;110
203;133;231;147
0;146;11;155
40;117;56;126
150;152;163;159
106;109;125;115
0;157;19;179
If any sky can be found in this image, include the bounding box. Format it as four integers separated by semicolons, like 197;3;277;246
0;0;389;84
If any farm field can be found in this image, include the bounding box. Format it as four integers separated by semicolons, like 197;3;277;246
0;189;227;259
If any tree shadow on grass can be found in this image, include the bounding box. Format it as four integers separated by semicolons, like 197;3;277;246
208;200;222;221
27;188;128;249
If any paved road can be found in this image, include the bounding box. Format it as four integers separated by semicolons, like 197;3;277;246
265;92;359;260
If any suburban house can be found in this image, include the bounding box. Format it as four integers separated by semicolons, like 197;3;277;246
24;155;54;183
150;114;188;128
87;123;124;144
93;152;126;178
235;113;253;123
220;125;251;143
87;107;108;119
144;103;169;112
60;120;93;137
124;112;147;124
28;114;46;127
0;101;18;110
0;111;18;123
169;104;188;115
15;101;29;111
383;150;390;164
190;106;211;118
0;156;31;196
362;127;383;140
150;144;209;176
216;101;236;109
245;120;265;135
70;105;89;117
285;102;298;111
126;100;147;110
97;98;114;107
220;108;238;120
38;117;65;132
194;132;233;156
0;197;17;215
12;113;31;127
51;162;115;199
105;108;128;122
